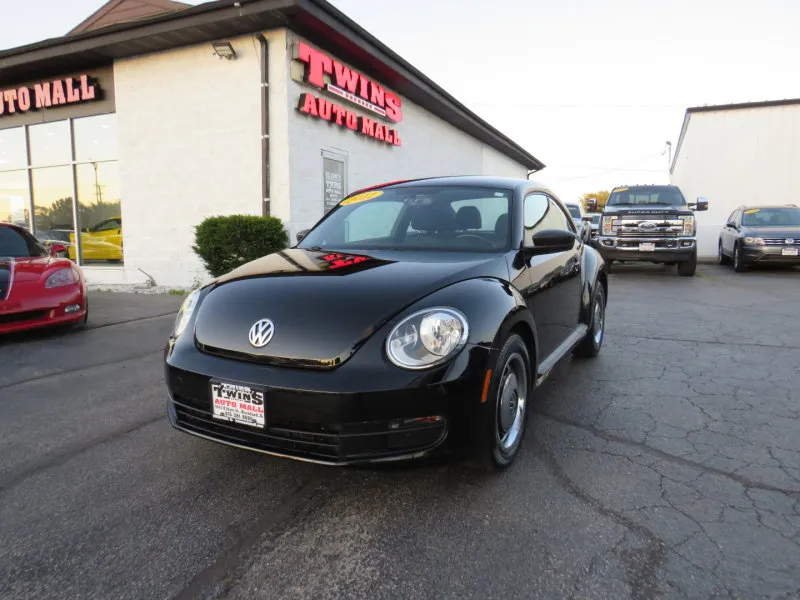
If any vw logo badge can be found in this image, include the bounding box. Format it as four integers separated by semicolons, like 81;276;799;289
787;238;795;245
248;319;275;348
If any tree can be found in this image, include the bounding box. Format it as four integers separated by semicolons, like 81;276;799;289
579;190;610;213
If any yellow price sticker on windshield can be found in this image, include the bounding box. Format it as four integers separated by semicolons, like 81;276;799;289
613;187;628;193
744;208;760;214
341;190;383;205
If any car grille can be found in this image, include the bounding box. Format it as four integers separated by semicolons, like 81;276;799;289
0;310;48;324
763;238;798;246
616;228;679;238
171;393;447;463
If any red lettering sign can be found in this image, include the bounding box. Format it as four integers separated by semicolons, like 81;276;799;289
0;74;100;118
297;93;402;147
296;41;403;123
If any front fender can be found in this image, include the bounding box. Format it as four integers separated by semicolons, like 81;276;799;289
580;245;607;324
393;276;540;372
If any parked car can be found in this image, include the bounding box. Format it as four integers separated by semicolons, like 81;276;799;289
585;213;601;243
69;216;124;263
565;202;592;243
164;176;608;470
0;223;88;334
718;204;800;271
590;184;708;276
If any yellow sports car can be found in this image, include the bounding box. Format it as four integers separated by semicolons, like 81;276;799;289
69;216;124;262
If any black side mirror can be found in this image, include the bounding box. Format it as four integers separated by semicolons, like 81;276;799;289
527;229;577;254
690;197;709;212
296;229;310;243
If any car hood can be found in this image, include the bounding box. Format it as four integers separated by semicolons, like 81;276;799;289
0;256;71;301
741;226;800;239
602;205;693;217
193;248;510;368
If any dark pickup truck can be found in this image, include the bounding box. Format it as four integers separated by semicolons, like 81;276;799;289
589;184;708;276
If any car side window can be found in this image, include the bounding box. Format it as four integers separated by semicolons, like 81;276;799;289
524;193;574;245
726;210;738;227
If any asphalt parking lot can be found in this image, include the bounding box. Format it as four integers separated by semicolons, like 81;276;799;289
1;264;799;600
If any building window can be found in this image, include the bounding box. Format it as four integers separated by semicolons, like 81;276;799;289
0;113;121;265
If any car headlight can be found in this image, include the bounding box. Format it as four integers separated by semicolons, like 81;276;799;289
45;268;79;288
386;307;469;370
744;236;765;246
680;215;695;236
173;290;200;338
601;216;616;235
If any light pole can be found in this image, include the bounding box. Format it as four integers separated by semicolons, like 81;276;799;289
665;141;672;172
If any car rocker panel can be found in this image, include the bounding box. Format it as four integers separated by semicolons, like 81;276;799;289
164;176;608;469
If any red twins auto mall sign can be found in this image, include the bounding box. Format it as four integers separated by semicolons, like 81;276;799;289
0;74;99;117
295;42;402;147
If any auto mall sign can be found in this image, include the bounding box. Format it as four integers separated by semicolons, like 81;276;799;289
295;42;402;147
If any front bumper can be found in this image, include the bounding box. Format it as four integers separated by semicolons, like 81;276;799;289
741;245;800;265
0;284;86;334
596;236;696;262
165;340;491;466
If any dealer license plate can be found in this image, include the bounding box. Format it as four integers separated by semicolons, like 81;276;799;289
782;247;799;256
639;243;655;252
210;381;265;428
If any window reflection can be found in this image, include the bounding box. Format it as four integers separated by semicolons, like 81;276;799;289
29;121;71;167
31;166;76;254
0;128;27;171
0;114;121;264
0;171;30;227
74;114;118;162
76;162;123;263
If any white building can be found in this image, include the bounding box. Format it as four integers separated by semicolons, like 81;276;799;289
670;98;800;258
0;0;543;289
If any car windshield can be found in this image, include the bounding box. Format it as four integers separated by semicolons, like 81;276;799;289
741;207;800;227
607;186;686;206
0;226;48;258
298;185;513;252
566;205;581;219
590;215;601;225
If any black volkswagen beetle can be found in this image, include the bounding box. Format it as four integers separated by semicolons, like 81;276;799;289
165;176;608;470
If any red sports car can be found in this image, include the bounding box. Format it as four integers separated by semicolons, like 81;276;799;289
0;223;88;334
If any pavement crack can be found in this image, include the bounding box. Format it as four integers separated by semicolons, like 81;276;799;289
85;311;177;331
605;332;800;350
532;438;668;600
172;477;333;600
0;349;163;390
0;413;164;494
536;410;800;499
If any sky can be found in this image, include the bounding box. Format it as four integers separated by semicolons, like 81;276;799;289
3;0;800;203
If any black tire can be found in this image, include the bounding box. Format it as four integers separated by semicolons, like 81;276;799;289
677;251;697;276
574;285;606;358
733;244;747;272
718;241;731;265
606;259;614;273
470;334;532;471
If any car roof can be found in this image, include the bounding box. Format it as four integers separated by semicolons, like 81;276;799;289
352;175;551;196
737;204;798;210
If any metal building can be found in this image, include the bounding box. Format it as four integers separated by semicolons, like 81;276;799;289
670;98;800;258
